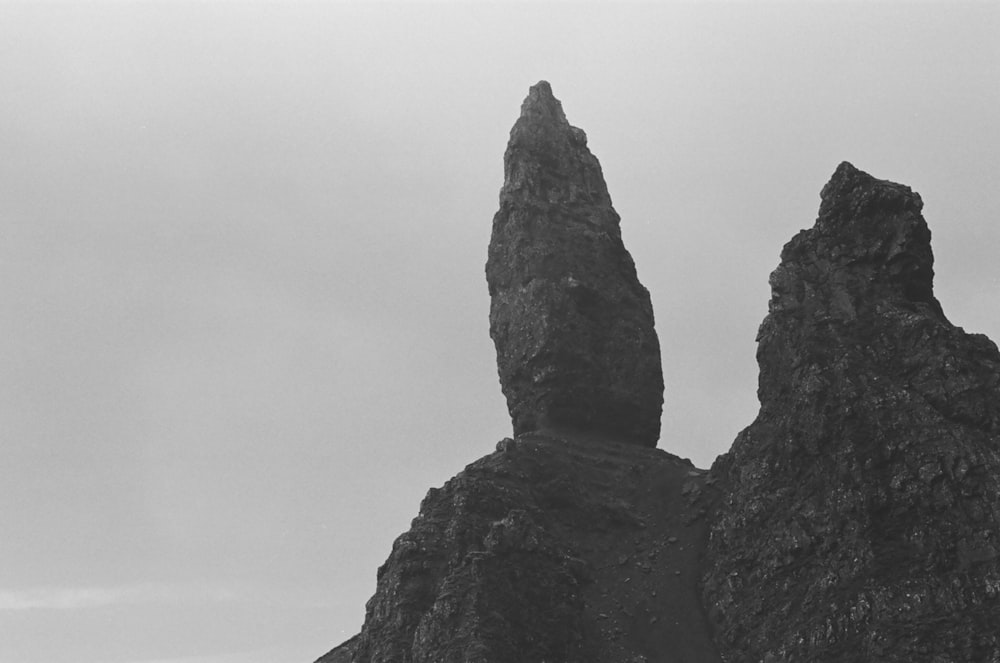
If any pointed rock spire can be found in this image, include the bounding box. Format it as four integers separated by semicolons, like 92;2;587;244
517;80;567;124
486;82;663;446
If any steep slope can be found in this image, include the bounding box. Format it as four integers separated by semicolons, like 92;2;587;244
328;434;719;663
486;81;663;447
704;162;1000;662
315;635;356;663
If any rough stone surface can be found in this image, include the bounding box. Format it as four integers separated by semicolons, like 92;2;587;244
314;635;357;663
344;434;720;663
703;162;1000;662
313;84;1000;663
486;81;663;447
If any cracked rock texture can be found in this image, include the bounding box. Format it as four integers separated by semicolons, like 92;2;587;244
485;81;663;447
314;86;1000;663
320;434;719;663
704;162;1000;662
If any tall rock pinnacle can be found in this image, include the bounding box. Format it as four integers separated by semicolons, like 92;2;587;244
486;81;664;446
704;162;1000;662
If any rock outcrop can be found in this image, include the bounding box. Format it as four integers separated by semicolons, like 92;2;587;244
704;162;1000;662
315;635;357;663
486;81;663;447
314;85;1000;663
331;434;719;663
318;83;707;663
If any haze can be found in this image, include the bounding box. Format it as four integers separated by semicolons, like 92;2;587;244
2;2;998;662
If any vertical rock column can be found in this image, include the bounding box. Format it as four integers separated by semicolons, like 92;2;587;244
486;81;663;447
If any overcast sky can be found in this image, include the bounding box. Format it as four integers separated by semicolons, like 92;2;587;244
2;2;998;662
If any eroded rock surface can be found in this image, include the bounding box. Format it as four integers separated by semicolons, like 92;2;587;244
486;81;663;447
314;85;1000;663
704;162;1000;662
343;434;719;663
314;635;357;663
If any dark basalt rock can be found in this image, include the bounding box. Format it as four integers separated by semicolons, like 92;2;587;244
314;635;357;663
344;434;719;663
703;162;1000;662
312;85;1000;663
486;81;664;447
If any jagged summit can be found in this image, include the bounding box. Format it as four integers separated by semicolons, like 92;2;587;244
807;161;942;318
818;160;924;220
706;162;1000;662
517;80;567;123
762;162;946;395
487;82;663;446
500;81;606;206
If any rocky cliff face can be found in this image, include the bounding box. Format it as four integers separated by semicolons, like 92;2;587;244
316;88;1000;663
704;162;1000;662
329;435;718;663
486;81;663;447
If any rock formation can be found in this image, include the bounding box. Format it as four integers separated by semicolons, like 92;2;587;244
322;435;719;663
317;83;708;663
314;87;1000;663
486;81;664;447
704;162;1000;662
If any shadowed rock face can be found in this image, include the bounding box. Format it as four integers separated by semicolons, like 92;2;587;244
486;81;664;447
332;434;720;663
704;162;1000;662
313;86;1000;663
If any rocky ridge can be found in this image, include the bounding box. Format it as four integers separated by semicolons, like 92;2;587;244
326;434;718;663
704;162;1000;662
317;87;1000;663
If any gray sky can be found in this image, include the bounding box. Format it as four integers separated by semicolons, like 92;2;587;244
2;2;998;662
